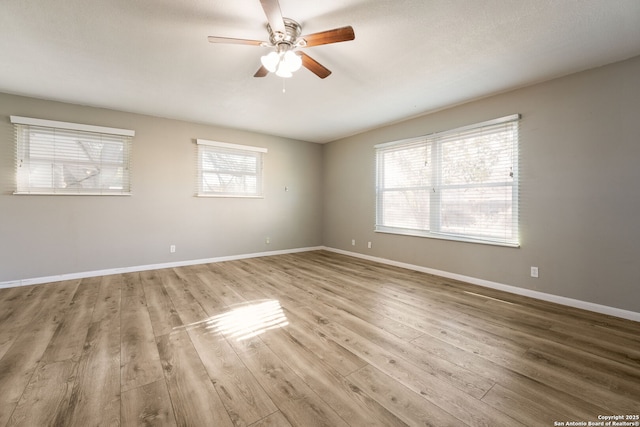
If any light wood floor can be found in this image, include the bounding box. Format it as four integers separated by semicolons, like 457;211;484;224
0;251;638;426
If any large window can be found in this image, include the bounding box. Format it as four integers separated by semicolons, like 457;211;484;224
376;114;520;246
11;116;134;195
196;139;266;198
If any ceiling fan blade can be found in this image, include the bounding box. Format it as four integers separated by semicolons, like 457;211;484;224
300;52;332;79
301;26;355;47
208;36;265;46
260;0;285;34
254;65;269;78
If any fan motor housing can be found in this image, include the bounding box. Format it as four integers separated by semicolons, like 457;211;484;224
267;18;302;47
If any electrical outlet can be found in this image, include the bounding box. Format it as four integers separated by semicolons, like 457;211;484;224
170;245;176;253
530;266;539;278
367;242;372;249
351;239;356;246
265;236;270;244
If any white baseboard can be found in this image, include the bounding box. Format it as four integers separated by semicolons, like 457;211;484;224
3;245;638;322
322;247;640;323
0;246;324;289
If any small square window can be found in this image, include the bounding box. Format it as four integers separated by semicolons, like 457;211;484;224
196;139;267;198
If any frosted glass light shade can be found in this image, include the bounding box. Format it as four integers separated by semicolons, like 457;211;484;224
261;49;301;78
283;51;302;72
275;63;293;78
260;52;279;72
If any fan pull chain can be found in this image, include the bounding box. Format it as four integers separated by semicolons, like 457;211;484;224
282;78;286;93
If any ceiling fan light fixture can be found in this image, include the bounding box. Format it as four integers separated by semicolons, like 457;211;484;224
283;50;302;72
262;48;300;78
260;51;280;72
208;1;355;80
275;61;293;78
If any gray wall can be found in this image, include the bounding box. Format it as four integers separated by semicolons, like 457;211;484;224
0;93;323;282
2;56;639;314
323;55;640;313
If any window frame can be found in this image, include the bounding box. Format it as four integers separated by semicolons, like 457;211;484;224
375;114;520;247
196;139;267;198
10;115;134;196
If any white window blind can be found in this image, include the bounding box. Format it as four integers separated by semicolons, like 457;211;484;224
196;139;267;198
376;114;520;247
11;116;134;195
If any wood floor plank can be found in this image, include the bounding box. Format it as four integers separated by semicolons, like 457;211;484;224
301;306;525;426
168;265;225;320
187;324;278;427
260;325;408;426
251;257;424;342
40;276;100;364
238;342;350;427
347;365;460;427
91;274;123;323
170;265;282;426
481;383;589;426
196;269;247;308
274;256;538;361
65;275;122;427
248;411;293;427
6;359;77;427
246;255;640;420
120;273;164;392
0;285;46;361
140;269;183;337
7;278;102;426
160;268;210;326
529;342;640;392
1;250;638;426
520;348;640;413
157;330;234;427
0;280;79;426
539;323;640;368
204;260;368;377
121;379;176;427
371;297;530;363
410;330;519;385
298;296;496;399
413;317;638;415
332;253;640;364
275;308;367;377
479;297;640;365
408;330;611;420
490;369;613;422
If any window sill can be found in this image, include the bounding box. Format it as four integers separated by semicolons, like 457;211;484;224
374;227;520;248
13;191;132;196
196;194;264;199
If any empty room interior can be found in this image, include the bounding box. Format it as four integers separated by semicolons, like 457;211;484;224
1;1;639;426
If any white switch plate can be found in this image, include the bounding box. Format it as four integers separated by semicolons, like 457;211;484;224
170;245;176;253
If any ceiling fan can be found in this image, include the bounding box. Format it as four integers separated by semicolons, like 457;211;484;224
207;0;355;79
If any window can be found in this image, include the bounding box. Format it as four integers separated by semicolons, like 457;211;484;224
196;139;266;198
11;116;134;195
376;114;520;246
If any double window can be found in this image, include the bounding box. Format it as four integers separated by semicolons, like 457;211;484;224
196;139;266;198
375;114;520;246
11;116;134;195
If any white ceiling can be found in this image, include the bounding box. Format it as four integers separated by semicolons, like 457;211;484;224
1;1;640;143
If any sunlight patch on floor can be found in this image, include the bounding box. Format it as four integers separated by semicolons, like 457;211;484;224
203;299;289;341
